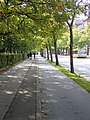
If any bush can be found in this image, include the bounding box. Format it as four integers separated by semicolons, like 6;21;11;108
0;53;26;69
0;54;7;68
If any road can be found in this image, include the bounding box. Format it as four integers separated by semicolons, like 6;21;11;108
53;55;90;81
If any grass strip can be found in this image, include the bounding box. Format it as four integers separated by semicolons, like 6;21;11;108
48;60;90;93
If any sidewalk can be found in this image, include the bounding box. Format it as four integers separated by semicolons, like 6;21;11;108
0;56;90;120
0;58;40;120
38;56;90;120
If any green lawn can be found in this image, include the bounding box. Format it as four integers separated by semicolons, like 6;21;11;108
48;60;90;93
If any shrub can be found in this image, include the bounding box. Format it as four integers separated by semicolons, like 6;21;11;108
0;53;26;69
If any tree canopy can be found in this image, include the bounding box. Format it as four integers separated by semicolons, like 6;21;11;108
0;0;90;72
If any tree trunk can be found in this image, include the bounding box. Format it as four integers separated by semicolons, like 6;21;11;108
66;48;68;55
49;43;53;62
40;49;43;57
46;46;49;60
54;38;59;65
9;40;12;53
69;25;74;73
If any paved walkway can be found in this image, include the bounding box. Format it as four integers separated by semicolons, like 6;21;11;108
0;58;40;120
0;55;90;120
38;56;90;120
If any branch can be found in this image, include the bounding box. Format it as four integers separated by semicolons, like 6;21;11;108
16;11;44;22
71;11;76;26
0;32;12;38
25;0;47;5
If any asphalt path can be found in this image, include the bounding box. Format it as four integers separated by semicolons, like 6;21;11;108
38;56;90;120
0;56;90;120
0;59;40;120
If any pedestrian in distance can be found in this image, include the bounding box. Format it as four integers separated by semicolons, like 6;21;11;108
33;52;35;59
29;51;32;60
27;53;29;59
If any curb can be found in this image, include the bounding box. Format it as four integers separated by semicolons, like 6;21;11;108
35;59;41;120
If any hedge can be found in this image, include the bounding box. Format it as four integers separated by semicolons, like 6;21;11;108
0;53;27;69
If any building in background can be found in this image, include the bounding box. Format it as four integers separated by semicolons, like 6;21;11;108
75;17;90;55
75;18;85;29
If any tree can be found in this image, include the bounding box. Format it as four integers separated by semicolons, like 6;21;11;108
61;0;85;73
0;0;45;53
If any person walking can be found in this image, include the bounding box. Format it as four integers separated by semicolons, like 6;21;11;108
29;51;32;60
27;53;29;59
33;52;35;59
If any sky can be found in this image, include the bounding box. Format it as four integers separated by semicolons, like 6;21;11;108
79;14;88;20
